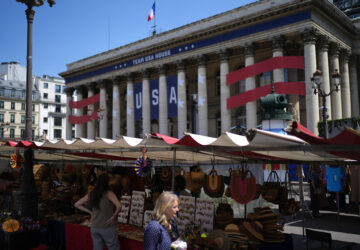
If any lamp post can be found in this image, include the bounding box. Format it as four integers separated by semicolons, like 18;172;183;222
311;69;341;139
16;0;55;219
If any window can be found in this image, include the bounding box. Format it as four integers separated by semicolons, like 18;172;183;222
55;105;61;113
21;103;25;110
10;114;15;123
32;116;34;124
55;95;61;103
21;129;25;139
11;102;15;110
55;85;61;93
62;86;66;93
32;104;35;111
0;101;4;109
43;129;48;135
43;93;48;99
0;128;4;138
0;114;4;122
43;117;48;123
21;115;25;124
54;117;62;126
43;82;48;89
44;103;48;109
217;118;221;137
10;128;14;138
54;129;62;138
11;90;15;98
21;91;25;99
0;89;3;96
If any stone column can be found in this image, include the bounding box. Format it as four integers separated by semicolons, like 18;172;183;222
87;84;96;139
317;35;332;120
126;73;135;137
99;81;108;138
158;65;168;135
303;28;319;134
112;77;121;139
350;55;360;116
244;43;257;130
329;43;342;119
142;69;151;136
272;36;285;83
340;50;351;118
286;42;300;122
65;88;73;140
218;49;231;133
197;55;208;136
176;60;187;138
75;87;84;138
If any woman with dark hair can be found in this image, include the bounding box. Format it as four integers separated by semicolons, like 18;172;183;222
75;174;122;250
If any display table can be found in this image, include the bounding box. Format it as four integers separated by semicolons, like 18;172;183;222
65;222;143;250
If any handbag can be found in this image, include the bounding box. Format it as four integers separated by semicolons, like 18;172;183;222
230;168;257;204
203;168;225;198
160;166;172;183
262;170;281;203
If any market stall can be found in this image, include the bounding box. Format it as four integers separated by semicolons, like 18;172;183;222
0;127;359;249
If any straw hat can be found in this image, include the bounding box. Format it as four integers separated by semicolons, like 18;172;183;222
207;229;231;250
224;224;239;232
242;221;264;241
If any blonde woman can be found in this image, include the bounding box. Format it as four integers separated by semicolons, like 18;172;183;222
144;192;180;250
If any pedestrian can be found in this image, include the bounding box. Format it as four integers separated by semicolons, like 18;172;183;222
310;165;322;217
144;191;180;250
74;174;122;250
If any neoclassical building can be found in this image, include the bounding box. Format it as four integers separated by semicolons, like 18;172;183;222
60;0;360;140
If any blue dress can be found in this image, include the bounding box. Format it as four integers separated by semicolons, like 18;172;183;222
144;220;179;250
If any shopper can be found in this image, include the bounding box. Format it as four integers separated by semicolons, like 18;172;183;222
74;174;122;250
310;165;322;217
144;192;180;250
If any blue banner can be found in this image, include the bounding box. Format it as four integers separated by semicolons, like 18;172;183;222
134;75;177;121
134;82;142;121
167;75;177;118
150;79;159;119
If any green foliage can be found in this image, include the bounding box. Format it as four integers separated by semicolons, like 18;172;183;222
317;116;360;137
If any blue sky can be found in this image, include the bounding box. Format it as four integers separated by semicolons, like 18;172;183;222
0;0;257;77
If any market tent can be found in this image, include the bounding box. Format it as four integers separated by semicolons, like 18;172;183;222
287;121;360;161
0;128;355;164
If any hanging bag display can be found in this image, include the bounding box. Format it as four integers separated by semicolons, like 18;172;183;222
230;167;257;204
262;170;281;203
279;170;300;215
204;168;225;198
160;166;172;184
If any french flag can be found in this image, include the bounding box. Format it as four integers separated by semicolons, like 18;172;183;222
148;2;155;22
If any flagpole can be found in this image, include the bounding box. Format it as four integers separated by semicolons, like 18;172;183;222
153;0;157;35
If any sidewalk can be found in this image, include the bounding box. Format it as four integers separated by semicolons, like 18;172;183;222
283;207;360;249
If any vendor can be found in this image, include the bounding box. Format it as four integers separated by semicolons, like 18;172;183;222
174;175;191;197
74;174;122;250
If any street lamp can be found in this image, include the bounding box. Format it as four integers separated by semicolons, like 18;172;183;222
311;69;341;139
16;0;55;219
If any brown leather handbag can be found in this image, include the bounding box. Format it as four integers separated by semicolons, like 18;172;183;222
230;168;257;204
203;168;225;198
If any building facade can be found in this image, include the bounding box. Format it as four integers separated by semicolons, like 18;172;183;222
35;75;70;140
60;0;360;140
0;62;40;140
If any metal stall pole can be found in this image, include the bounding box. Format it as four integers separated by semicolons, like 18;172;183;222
171;148;176;191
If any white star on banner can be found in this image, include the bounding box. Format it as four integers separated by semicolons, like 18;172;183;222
124;63;127;67
198;74;205;84
127;108;132;115
127;89;133;96
191;44;195;48
198;96;205;107
178;99;184;108
115;66;118;69
178;78;184;86
185;46;188;50
179;48;182;52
